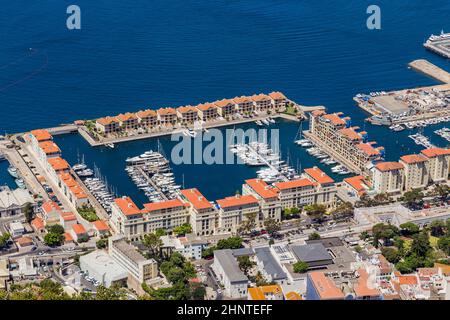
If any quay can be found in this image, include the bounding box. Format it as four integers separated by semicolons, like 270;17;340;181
408;59;450;84
246;143;289;182
424;36;450;59
135;166;169;201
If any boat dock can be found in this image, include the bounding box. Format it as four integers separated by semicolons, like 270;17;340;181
409;59;450;84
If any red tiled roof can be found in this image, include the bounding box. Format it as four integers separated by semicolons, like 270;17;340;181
96;116;119;126
344;175;368;195
93;220;109;232
38;141;61;155
216;194;258;208
177;105;198;114
114;197;142;216
31;217;45;230
304;167;334;185
30;129;52;141
61;211;77;221
196;103;217;111
251;93;271;102
41;201;61;214
309;272;345;300
268;91;286;100
274;178;315;190
64;232;73;242
421;148;450;158
354;268;380;298
116;112;137;122
323;113;346;126
214;99;235;108
143;199;187;212
72;224;86;235
356;143;381;156
181;188;213;210
157;107;177;115
136;109;157;118
47;157;70;171
400;154;428;164
233;96;252;104
339;128;362;141
374;162;404;172
245;179;279;199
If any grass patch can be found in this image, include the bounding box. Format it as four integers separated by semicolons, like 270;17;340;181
77;205;99;222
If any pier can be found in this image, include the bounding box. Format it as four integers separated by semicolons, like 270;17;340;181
424;38;450;60
135;166;169;201
246;144;289;182
408;59;450;84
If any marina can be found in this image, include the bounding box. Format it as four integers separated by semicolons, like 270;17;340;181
434;127;450;143
408;133;435;149
423;31;450;60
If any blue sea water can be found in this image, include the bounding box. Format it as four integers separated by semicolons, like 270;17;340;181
1;1;450;202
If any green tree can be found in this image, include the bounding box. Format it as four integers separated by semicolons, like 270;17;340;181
155;229;167;237
44;232;64;247
331;202;354;220
411;231;431;258
381;247;401;263
173;224;192;236
94;285;127;300
143;233;163;256
47;224;65;235
166;268;186;284
437;237;450;255
308;232;321;240
263;218;281;236
293;261;308;273
216;237;243;250
96;239;108;249
372;223;399;247
402;189;424;207
429;220;446;237
0;232;11;248
237;256;255;275
399;222;420;236
238;211;258;235
189;282;206;300
23;202;34;223
304;204;327;223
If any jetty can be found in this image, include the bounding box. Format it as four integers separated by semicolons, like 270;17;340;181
408;59;450;84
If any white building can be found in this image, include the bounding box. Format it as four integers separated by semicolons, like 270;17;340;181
0;187;35;218
421;148;450;183
79;250;128;287
212;249;249;298
370;162;404;195
399;154;430;191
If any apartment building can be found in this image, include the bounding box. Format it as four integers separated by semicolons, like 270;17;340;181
117;112;139;130
309;111;384;173
177;106;199;124
136;109;158;128
40;200;62;225
157;107;178;126
46;157;70;184
303;167;337;208
242;178;282;223
30;129;53;155
268;91;287;110
181;188;216;236
233;96;255;115
371;162;405;195
216;194;260;233
251;94;273;113
421;147;450;183
196;103;218;121
399;154;430;191
274;178;317;209
95;116;120;134
343;175;371;198
109;235;158;292
214;99;237;118
58;172;88;207
212;249;249;298
36;141;61;163
109;196;189;241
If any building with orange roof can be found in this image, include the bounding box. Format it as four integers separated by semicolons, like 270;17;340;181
30;129;53;142
157;107;177;126
64;232;74;243
92;220;110;236
213;99;237;118
176;106;199;124
242;179;282;224
420;147;450;183
251;94;273;112
40;200;62;225
59;211;78;229
306;272;345;300
216;194;259;233
16;236;33;248
46;157;70;184
233;96;255;115
285;291;302;300
36;141;61;163
399;154;430;191
196;103;218;121
247;285;284;300
31;217;45;234
371;162;405;195
95;116;120;134
57;173;88;207
70;224;88;242
116;112;139;130
343;175;371;198
181;188;216;236
353;268;382;299
136;109;158;128
268;91;287;110
110;196;189;241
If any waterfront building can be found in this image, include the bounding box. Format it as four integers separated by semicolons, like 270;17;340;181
214;99;237;119
242;178;282;223
79;250;128;288
95;116;120;134
0;187;35;218
251;94;273;113
117;112;139;130
108;235;158;293
181;188;216;236
216;194;260;233
57;172;88;207
109;196;189;241
136;109;158;128
399;154;430;191
233;96;255;116
370;162;405;195
212;249;249;298
46;157;70;183
269;91;287;110
157;107;178;126
196;103;218;121
36;141;61;163
420;147;450;183
177;106;199;125
274;178;317;209
308;111;384;173
303;167;337;207
30;129;53;155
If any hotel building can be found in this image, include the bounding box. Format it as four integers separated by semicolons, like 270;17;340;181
214;99;237;118
95;116;120;134
157;107;178;126
177;106;199;124
242;178;282;223
308;110;384;173
180;188;217;236
421;148;450;183
274;178;317;209
109;196;190;241
399;154;430;191
136;109;158;128
216;194;260;233
196;103;218;121
370;162;405;195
